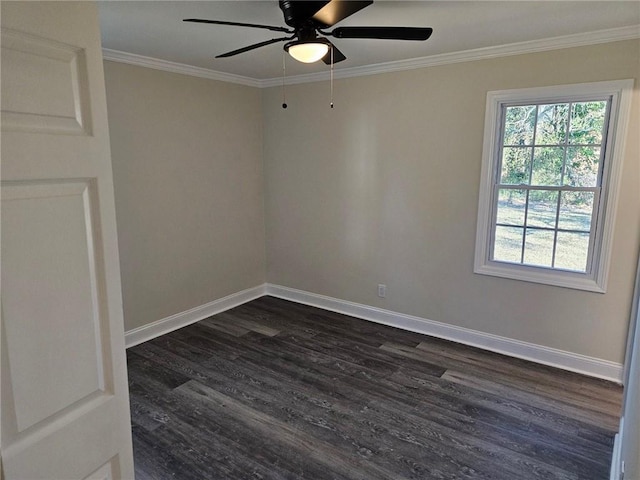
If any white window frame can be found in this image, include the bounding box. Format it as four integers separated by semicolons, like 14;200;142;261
474;80;634;293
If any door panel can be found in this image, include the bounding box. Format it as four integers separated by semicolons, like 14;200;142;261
2;180;109;433
1;2;134;478
1;28;92;135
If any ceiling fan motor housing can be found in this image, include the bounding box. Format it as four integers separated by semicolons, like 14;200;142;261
278;0;297;27
279;1;333;28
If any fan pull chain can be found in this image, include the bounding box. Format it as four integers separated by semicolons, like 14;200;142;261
282;52;288;109
330;46;334;109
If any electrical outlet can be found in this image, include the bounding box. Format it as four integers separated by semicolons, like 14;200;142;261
378;284;386;298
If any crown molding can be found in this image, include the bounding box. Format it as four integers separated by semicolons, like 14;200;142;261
101;48;261;88
260;25;640;87
102;25;639;89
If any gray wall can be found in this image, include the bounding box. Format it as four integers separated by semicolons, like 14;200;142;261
262;40;640;363
104;61;266;331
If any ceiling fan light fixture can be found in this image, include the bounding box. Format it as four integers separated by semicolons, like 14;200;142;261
285;40;329;63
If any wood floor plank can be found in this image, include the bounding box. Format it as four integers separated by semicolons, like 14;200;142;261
127;297;622;479
390;367;615;451
136;332;513;478
199;317;252;337
413;339;619;412
383;342;620;430
209;311;281;337
129;369;322;479
131;425;207;480
440;369;620;431
177;379;423;480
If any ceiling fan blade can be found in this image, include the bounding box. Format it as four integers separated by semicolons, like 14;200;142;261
184;18;292;34
321;41;347;64
329;26;433;41
311;0;373;28
215;36;293;58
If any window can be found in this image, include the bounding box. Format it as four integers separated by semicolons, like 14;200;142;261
474;80;633;292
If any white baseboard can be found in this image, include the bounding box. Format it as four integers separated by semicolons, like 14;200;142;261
610;417;624;480
124;284;267;348
265;283;623;383
124;282;623;382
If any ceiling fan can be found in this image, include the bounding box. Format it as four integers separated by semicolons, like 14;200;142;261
184;0;433;65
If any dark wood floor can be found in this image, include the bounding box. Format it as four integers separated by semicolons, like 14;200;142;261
127;296;622;480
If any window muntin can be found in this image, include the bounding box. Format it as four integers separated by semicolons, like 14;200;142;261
490;100;610;273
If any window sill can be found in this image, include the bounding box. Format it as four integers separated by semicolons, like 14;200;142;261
474;261;606;293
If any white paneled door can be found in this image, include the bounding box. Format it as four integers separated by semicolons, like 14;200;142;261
1;2;134;479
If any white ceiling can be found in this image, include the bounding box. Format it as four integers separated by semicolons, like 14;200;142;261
98;1;640;81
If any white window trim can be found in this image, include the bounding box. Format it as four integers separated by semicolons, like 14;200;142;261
474;79;634;293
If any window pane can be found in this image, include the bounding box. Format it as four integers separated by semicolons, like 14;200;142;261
555;232;589;272
523;228;554;268
527;190;558;228
504;105;536;146
493;226;523;263
569;101;607;145
558;191;594;232
535;103;569;145
496;189;526;225
563;146;600;187
531;147;564;185
532;147;564;185
501;147;532;184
